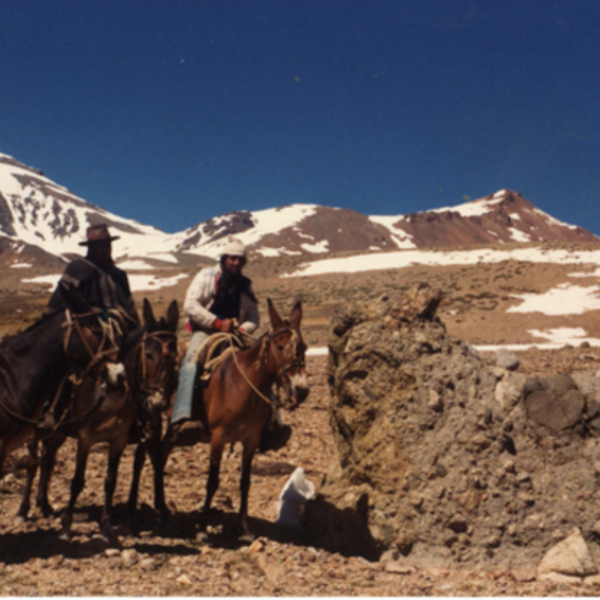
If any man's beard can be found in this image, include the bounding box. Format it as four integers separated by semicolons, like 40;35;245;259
221;265;242;285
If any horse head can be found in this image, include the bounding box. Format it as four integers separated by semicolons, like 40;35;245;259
267;298;309;410
137;299;179;412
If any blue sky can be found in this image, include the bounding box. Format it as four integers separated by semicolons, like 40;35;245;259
1;1;599;234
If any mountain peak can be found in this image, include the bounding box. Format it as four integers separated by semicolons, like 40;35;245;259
0;153;597;271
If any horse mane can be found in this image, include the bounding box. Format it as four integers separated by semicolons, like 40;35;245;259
0;311;61;349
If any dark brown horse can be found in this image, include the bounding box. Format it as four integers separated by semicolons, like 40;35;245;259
16;299;179;539
0;282;122;483
154;299;309;537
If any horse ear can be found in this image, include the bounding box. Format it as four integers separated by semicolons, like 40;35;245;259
289;301;302;330
143;298;157;327
59;281;92;314
267;298;284;330
165;300;179;332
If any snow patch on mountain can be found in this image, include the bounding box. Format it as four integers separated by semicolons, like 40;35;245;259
369;215;416;249
285;246;600;278
22;271;189;292
1;151;597;269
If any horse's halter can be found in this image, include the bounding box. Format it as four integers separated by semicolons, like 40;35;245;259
263;325;306;409
62;309;123;375
137;329;178;409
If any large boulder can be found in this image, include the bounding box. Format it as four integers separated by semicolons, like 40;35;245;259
304;284;600;571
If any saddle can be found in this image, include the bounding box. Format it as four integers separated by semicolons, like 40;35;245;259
193;331;251;384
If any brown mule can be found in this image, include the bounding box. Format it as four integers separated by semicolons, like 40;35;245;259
15;299;179;540
0;282;122;486
156;299;309;538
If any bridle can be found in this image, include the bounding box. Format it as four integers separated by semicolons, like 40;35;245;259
230;325;306;410
266;326;306;409
136;329;178;409
62;309;124;380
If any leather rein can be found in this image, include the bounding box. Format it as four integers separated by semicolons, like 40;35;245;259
229;326;305;409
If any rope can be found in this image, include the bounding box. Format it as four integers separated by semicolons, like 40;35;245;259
202;327;303;409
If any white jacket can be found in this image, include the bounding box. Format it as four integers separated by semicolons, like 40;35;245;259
183;264;260;334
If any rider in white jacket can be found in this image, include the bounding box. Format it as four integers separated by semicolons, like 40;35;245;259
182;262;259;334
172;237;259;424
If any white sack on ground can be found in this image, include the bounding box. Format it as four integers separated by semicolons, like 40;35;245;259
276;467;315;529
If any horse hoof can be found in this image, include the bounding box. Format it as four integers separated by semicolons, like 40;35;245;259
195;531;209;544
239;532;255;544
92;532;111;545
59;530;72;542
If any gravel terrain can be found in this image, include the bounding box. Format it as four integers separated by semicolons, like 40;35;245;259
3;244;600;595
2;350;600;596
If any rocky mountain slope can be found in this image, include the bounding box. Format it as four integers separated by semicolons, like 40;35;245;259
1;152;597;271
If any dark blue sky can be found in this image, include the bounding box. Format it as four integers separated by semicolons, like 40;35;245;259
2;1;599;234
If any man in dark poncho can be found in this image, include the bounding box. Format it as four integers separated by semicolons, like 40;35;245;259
40;223;139;430
46;223;140;329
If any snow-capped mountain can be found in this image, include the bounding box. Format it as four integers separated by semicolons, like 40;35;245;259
0;152;597;271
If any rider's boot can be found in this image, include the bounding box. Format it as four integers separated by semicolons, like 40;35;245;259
37;411;57;432
173;420;205;446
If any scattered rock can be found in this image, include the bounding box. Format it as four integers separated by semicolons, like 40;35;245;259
511;568;537;583
524;374;585;431
538;528;597;579
120;549;138;568
495;372;526;409
140;558;158;571
495;349;520;371
249;539;265;553
384;562;416;575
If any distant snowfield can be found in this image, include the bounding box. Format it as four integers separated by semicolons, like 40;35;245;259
179;205;323;259
307;327;600;356
294;245;600;353
116;260;155;271
507;284;600;315
285;246;600;277
20;244;600;351
22;272;189;292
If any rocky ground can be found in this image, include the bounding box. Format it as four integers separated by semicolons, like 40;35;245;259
1;349;600;596
3;245;600;595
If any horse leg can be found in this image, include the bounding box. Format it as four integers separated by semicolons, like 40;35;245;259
15;436;39;522
149;438;169;518
152;426;177;520
36;432;67;517
100;438;127;537
126;442;147;524
238;436;260;538
60;439;91;540
0;440;5;482
200;436;224;528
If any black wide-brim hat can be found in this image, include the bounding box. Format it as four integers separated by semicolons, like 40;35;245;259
79;224;121;246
